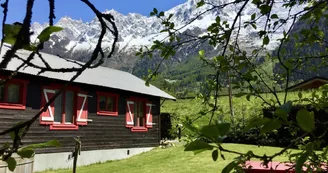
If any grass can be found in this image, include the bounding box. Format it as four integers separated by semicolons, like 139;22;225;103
39;144;294;173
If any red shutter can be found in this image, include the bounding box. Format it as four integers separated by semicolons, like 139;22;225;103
76;93;88;126
146;102;153;128
40;89;56;125
126;100;134;128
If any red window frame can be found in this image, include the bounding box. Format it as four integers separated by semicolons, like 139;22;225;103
129;97;149;132
0;78;28;110
41;85;80;130
96;92;119;116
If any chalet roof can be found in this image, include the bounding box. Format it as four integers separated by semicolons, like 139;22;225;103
0;46;175;100
287;76;328;91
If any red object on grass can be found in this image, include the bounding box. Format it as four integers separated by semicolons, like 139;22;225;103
243;161;327;173
243;161;294;173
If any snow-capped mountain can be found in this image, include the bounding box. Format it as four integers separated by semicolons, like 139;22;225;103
31;0;304;76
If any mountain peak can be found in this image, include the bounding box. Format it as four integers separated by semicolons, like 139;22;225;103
31;0;304;73
104;9;122;15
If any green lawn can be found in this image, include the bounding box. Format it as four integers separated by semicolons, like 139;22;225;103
39;144;293;173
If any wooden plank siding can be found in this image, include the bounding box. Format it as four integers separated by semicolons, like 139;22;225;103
0;73;161;154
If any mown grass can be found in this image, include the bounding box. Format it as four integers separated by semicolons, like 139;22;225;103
39;144;295;173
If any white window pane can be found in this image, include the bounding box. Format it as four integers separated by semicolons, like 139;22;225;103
7;84;20;103
65;91;74;123
54;93;62;123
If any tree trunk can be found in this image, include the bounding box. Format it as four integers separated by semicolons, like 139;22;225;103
227;70;235;125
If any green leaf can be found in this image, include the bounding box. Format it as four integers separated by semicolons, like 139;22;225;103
199;123;230;141
9;131;15;141
281;101;292;114
251;23;257;29
199;50;205;57
229;45;234;52
4;24;21;36
216;123;230;136
212;150;218;161
215;16;221;23
260;119;281;133
263;36;270;45
220;153;226;160
17;148;35;158
251;13;256;20
183;123;200;135
275;101;292;121
22;140;60;149
5;157;17;172
150;12;155;16
246;94;251;101
252;0;261;5
274;109;287;121
270;14;278;19
259;4;271;15
245;117;271;131
169;23;175;29
222;161;238;173
298;92;302;99
196;0;205;8
184;139;213;154
153;8;158;14
168;14;174;20
3;37;16;45
158;11;164;17
37;26;63;43
3;24;22;45
200;125;220;141
296;152;308;173
296;109;314;132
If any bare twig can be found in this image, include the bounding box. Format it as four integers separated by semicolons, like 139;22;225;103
0;0;9;54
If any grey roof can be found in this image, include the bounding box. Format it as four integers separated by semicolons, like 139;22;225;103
0;46;175;100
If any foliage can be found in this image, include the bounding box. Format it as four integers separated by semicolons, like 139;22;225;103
139;0;328;172
162;91;313;138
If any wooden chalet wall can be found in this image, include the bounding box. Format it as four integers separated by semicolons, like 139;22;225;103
0;73;161;154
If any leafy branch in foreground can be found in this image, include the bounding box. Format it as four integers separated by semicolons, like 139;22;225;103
138;0;328;172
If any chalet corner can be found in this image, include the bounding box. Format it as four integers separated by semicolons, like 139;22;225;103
287;76;328;91
0;46;175;172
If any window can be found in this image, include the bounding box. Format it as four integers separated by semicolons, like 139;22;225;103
126;99;153;132
97;92;118;116
134;102;144;127
40;87;89;130
0;79;28;110
53;90;75;125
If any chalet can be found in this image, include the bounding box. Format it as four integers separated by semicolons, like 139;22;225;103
0;46;175;172
287;76;328;91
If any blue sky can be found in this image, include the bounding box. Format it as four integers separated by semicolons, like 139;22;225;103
1;0;187;24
